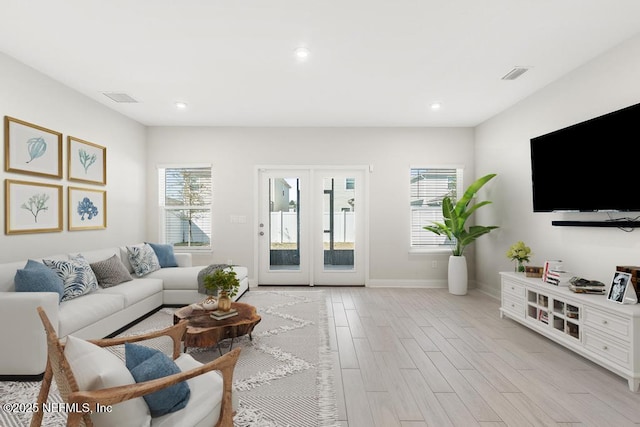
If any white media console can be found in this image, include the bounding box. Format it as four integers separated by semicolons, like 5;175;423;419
500;272;640;392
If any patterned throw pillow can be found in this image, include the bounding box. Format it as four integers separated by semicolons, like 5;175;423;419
126;244;161;277
43;254;99;302
90;255;133;288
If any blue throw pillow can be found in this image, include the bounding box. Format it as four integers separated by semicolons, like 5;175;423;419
14;260;64;302
147;243;178;268
125;343;190;417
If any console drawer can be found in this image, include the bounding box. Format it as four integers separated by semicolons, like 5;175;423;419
502;280;525;299
502;294;525;319
583;330;630;367
583;307;630;340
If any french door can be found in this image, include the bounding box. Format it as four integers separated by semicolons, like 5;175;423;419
257;167;367;286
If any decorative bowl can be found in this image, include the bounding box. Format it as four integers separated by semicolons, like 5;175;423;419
202;297;218;311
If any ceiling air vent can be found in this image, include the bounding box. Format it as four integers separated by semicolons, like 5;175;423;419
102;92;138;103
501;66;530;81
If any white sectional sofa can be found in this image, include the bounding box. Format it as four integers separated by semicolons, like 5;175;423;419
0;244;249;379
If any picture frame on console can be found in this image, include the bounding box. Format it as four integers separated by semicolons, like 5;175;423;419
4;179;63;234
68;136;106;185
4;116;63;179
68;186;107;231
608;271;634;304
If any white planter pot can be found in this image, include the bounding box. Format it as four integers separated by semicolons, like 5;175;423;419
448;255;468;295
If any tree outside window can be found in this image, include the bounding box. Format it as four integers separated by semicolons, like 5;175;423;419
159;166;212;249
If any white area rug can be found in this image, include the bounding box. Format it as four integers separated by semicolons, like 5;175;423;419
0;290;338;427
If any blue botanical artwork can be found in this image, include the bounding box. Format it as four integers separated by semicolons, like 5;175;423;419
78;148;97;173
77;197;99;220
21;193;49;223
26;137;47;163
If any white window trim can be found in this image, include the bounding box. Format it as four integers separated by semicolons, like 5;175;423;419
408;165;464;252
158;164;213;252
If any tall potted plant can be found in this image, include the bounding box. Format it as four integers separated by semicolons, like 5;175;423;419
423;173;499;295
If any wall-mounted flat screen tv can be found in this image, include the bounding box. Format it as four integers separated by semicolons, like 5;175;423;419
531;102;640;212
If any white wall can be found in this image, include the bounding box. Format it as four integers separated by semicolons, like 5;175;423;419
12;30;637;288
475;33;640;297
0;52;147;262
146;127;475;284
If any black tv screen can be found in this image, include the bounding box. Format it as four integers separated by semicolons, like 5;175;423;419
531;102;640;212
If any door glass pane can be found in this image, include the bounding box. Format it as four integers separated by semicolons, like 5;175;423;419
323;177;355;271
269;177;300;270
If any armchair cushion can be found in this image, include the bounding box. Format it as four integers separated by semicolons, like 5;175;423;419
64;335;151;427
126;244;161;277
147;243;179;268
14;259;64;302
125;343;190;417
152;354;225;427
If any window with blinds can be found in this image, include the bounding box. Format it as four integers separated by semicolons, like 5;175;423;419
158;166;212;250
410;167;462;248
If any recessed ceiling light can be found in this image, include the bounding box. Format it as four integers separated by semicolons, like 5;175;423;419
294;47;310;60
175;101;188;109
430;102;442;110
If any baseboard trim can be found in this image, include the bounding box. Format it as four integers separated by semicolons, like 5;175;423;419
476;284;500;300
366;279;447;288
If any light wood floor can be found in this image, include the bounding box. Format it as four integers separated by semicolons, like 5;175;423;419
262;286;640;427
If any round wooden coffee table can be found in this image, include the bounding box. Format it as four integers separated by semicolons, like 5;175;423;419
173;302;261;354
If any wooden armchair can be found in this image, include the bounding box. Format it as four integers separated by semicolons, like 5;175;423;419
31;306;240;427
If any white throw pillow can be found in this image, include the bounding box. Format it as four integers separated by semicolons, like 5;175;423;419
64;335;151;427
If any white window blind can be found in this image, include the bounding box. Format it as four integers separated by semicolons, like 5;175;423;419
410;167;462;248
158;166;212;250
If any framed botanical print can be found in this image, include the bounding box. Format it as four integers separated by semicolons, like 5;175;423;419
68;186;107;231
68;136;106;185
5;179;63;234
4;116;63;179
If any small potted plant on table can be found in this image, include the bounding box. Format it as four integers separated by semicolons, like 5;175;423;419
203;267;240;312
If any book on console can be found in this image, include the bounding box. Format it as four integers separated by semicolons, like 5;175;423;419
568;284;606;294
569;276;604;287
